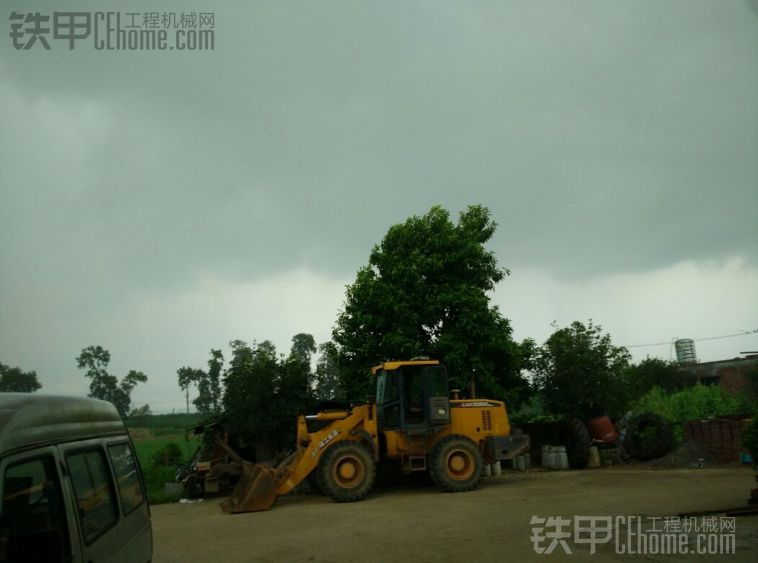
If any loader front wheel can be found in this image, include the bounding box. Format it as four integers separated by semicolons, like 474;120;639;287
429;435;483;493
317;441;376;503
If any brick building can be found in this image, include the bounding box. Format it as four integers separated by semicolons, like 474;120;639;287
680;355;757;398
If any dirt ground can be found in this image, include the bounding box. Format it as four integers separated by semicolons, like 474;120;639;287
152;467;758;562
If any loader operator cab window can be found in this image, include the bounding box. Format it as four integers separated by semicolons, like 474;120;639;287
377;365;450;429
403;367;425;423
425;366;448;398
377;370;401;428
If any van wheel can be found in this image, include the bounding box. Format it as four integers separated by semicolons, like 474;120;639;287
429;435;483;492
317;441;376;502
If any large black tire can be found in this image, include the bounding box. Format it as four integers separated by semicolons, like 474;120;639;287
623;413;674;461
565;417;591;469
316;441;376;503
429;435;483;493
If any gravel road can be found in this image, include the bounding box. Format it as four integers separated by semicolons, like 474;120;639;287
152;467;757;562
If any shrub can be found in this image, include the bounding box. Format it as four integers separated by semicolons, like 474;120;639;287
634;385;751;422
509;396;561;425
141;464;180;504
151;442;183;467
633;384;753;443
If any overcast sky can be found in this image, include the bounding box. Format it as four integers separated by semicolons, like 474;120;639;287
1;1;756;413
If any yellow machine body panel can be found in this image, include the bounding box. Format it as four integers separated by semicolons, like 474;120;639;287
381;399;511;459
449;399;511;437
371;359;440;375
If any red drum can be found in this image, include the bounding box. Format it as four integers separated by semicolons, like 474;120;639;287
588;415;619;443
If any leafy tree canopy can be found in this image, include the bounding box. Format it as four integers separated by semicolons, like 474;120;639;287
333;205;529;404
531;321;631;418
314;341;342;401
0;362;42;393
289;333;316;365
177;350;224;416
222;335;316;459
76;345;147;418
203;349;224;414
177;366;203;414
130;404;152;417
623;357;689;402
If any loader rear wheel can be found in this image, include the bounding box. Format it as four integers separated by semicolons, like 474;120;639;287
317;441;376;503
429;435;483;493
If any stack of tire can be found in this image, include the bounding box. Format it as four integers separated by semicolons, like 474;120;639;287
564;413;674;468
622;413;674;461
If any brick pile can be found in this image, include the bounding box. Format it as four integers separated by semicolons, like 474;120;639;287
683;417;750;462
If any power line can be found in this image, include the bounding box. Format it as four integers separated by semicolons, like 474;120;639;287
624;339;674;349
623;329;758;349
694;329;758;342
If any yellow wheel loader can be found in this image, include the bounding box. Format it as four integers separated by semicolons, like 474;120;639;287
221;359;529;513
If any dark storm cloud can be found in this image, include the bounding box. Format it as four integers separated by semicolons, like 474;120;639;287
2;0;756;286
1;1;756;407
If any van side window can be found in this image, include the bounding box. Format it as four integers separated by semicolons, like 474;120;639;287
107;443;145;514
2;456;70;562
67;449;118;543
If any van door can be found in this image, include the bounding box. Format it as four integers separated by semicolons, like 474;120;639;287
0;446;77;563
104;440;152;563
58;441;128;563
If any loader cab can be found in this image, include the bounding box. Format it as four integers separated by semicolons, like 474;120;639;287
374;362;450;432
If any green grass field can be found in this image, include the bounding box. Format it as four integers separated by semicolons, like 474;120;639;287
132;432;201;504
127;412;206;435
125;413;207;503
133;434;200;465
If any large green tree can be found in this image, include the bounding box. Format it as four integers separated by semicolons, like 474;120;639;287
0;362;42;393
222;335;317;460
177;349;225;416
76;346;147;418
289;333;316;364
177;366;202;414
314;341;342;401
222;340;284;459
203;349;224;414
333;205;529;403
623;357;689;402
276;334;316;433
531;321;631;418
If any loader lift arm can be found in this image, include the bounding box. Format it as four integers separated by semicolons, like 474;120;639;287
221;405;376;513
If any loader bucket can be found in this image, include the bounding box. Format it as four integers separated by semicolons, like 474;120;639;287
221;461;278;513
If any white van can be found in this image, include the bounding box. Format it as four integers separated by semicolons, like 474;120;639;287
0;394;152;562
